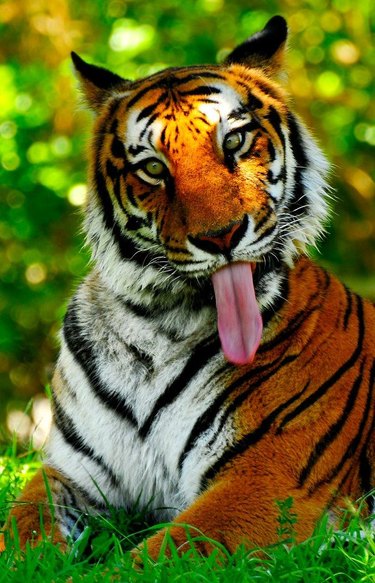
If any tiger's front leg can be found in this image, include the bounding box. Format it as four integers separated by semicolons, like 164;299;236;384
5;465;87;549
136;462;325;562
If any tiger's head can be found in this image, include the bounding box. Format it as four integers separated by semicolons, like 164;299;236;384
72;16;330;365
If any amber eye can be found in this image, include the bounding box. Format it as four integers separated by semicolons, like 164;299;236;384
223;131;244;152
144;159;166;177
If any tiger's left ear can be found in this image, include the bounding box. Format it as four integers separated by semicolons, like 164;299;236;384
71;52;130;110
225;15;288;76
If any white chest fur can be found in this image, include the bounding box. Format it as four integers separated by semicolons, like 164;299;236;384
47;274;235;521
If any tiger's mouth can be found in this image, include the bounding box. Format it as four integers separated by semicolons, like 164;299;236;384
162;223;283;365
170;242;286;364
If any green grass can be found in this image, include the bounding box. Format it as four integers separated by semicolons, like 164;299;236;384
0;445;374;582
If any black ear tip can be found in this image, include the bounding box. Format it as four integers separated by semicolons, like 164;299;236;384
264;15;288;39
71;51;84;69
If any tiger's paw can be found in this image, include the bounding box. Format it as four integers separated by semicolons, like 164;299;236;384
131;525;224;568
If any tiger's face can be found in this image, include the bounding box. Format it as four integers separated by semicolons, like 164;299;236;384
72;16;330;364
118;68;284;277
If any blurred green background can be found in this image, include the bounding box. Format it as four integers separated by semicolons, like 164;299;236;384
0;0;374;436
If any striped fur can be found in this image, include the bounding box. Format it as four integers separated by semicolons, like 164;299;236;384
6;16;374;557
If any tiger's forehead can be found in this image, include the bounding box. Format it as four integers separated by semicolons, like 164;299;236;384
121;68;255;152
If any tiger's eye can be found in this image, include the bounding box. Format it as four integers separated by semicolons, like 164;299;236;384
224;131;243;151
145;159;165;177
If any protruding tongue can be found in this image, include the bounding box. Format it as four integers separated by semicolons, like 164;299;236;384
212;262;263;365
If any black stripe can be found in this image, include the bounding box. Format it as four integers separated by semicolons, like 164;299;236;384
177;365;232;472
343;286;353;331
106;159;118;180
179;352;299;473
309;358;374;494
117;298;183;342
112;176;126;213
298;359;366;486
126;71;225;109
60;474;107;511
53;398;121;490
278;295;365;432
247;92;263;111
201;378;311;489
267;165;286;185
111;135;126;159
119;296;163;320
252;222;277;245
267;139;276;162
125;184;138;208
265;106;285;147
126;215;147;231
136;93;168;122
173;72;226;84
170;258;208;266
228;106;250;121
179;86;222;97
165;245;192;256
137;190;155;202
92;158;170;271
94;165;116;230
253;79;281;101
286;112;308;166
259;303;320;356
208;353;299;446
254;207;274;234
261;270;289;329
128;144;146;156
264;265;328;342
139;113;160;140
63;301;137;427
286;112;309;219
224;150;237;173
127;84;160;110
139;336;221;438
114;226;169;270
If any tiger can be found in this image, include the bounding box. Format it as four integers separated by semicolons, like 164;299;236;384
2;15;374;560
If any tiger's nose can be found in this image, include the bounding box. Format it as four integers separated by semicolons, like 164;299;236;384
188;216;248;255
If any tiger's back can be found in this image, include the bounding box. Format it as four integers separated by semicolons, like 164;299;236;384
4;16;374;556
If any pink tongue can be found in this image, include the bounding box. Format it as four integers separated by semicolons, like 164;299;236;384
212;263;263;365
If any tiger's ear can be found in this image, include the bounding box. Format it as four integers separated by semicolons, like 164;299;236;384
71;52;130;110
225;15;288;75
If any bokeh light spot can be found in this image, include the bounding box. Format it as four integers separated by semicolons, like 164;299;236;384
15;93;33;112
27;141;50;164
199;0;224;13
1;152;20;171
68;183;87;206
25;263;47;285
332;40;360;65
0;121;17;139
109;19;155;55
316;71;343;98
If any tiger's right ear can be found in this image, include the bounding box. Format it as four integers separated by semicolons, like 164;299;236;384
71;52;129;110
224;16;288;76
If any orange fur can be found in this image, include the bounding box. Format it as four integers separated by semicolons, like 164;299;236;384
3;467;66;550
137;258;375;558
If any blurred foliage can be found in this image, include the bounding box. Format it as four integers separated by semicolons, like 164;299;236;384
0;0;374;421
